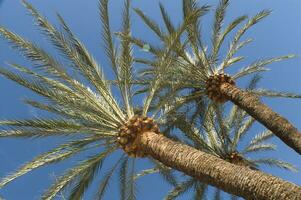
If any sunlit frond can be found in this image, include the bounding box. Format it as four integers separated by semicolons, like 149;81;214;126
221;10;271;70
233;55;295;79
211;0;229;61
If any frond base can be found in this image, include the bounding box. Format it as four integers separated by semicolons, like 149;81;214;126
225;151;256;170
205;73;235;103
118;116;160;157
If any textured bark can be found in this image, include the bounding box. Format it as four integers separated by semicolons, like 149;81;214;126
220;83;301;155
139;131;301;200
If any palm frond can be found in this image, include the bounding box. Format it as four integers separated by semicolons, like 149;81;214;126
251;158;298;172
118;0;134;118
211;0;229;61
215;15;248;58
133;8;165;40
164;178;195;200
119;157;129;200
249;88;301;98
95;155;123;200
42;148;114;200
221;10;271;69
151;159;177;186
68;158;103;200
159;3;176;34
247;130;273;147
231;116;255;150
0;139;97;188
242;143;276;154
193;182;207;200
127;159;137;200
233;55;295;79
99;0;118;73
134;168;159;180
0;27;68;81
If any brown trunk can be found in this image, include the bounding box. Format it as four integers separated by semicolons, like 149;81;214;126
139;131;301;200
220;83;301;155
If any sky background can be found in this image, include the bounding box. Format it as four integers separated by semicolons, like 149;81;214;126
0;0;301;199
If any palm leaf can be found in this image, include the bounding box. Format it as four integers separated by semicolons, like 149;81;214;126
0;139;96;188
42;148;114;200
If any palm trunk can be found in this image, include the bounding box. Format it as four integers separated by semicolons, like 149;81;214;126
220;82;301;155
138;131;301;200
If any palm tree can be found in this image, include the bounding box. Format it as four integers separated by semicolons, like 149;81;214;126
128;0;301;154
163;96;297;199
0;1;300;199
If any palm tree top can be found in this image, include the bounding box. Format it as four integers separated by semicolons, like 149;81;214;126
127;0;300;104
0;0;179;199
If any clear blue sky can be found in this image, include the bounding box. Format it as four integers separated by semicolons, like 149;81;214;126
0;0;300;199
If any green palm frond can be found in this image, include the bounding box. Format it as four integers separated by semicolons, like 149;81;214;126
133;167;159;180
243;143;276;154
220;9;271;70
246;130;273;147
164;178;195;200
127;159;137;200
95;155;124;200
159;3;176;34
193;182;207;200
119;157;129;200
133;8;164;40
150;159;178;187
250;158;298;172
43;148;115;200
249;88;301;98
118;0;135;118
231;116;255;150
0;139;98;188
68;158;103;200
232;55;295;79
211;0;229;61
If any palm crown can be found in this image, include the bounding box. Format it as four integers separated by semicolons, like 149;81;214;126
0;0;180;199
127;0;300;106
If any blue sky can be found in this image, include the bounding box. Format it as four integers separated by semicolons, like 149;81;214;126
0;0;300;199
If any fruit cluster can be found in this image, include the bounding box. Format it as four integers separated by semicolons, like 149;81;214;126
205;73;235;103
225;151;253;169
117;115;160;157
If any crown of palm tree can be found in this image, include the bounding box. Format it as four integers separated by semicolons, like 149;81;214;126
0;0;186;199
125;0;300;105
